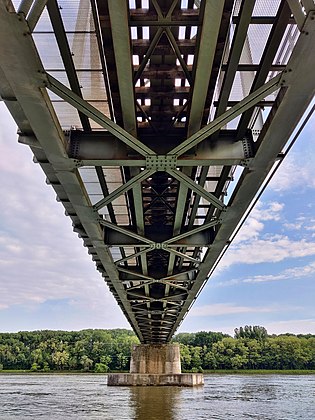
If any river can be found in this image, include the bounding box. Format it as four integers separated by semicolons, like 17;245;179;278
0;374;314;419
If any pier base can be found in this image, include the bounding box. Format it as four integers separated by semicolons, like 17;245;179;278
107;344;204;386
107;373;204;386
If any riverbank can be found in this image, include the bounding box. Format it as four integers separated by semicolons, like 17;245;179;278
1;369;315;375
202;369;315;375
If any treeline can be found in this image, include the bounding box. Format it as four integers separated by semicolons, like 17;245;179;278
173;328;315;371
0;329;139;372
0;327;314;372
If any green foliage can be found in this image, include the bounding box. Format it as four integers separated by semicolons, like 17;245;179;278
42;362;50;372
234;325;268;341
80;355;93;371
31;362;39;372
0;329;139;372
94;363;109;373
0;328;314;372
173;330;228;347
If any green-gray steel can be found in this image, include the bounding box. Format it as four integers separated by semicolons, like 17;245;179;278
1;0;315;344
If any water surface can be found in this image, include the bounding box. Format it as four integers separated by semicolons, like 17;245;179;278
0;374;314;419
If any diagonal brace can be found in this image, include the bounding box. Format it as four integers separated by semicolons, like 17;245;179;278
117;267;154;281
46;73;156;156
160;269;198;282
163;218;220;245
169;73;282;156
169;169;226;211
134;27;164;83
93;169;154;211
165;28;193;85
166;248;201;264
100;219;155;246
115;248;151;266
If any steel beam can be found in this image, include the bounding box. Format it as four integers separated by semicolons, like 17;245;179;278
17;0;33;14
167;12;315;339
169;169;226;211
164;218;219;245
108;0;137;136
93;169;154;211
27;0;47;31
0;1;144;341
134;28;164;83
169;73;282;157
236;1;291;138
46;74;156;157
187;0;224;136
69;131;252;166
46;0;90;131
286;0;305;30
215;0;256;117
100;220;155;246
115;248;150;266
166;248;200;264
165;28;193;86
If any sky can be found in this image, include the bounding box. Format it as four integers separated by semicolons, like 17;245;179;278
0;101;315;337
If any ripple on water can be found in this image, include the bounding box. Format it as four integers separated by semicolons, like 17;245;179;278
0;374;314;419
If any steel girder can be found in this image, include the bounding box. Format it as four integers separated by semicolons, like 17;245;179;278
1;0;315;343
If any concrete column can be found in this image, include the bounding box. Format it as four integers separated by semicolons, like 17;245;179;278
107;343;204;386
130;344;181;374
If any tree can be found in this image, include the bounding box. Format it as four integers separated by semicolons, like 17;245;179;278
179;344;192;370
203;350;217;369
31;362;39;371
80;355;93;371
172;333;196;346
190;346;203;370
115;353;128;371
94;363;109;373
31;348;43;367
245;339;262;369
52;350;69;370
193;331;229;348
234;325;268;341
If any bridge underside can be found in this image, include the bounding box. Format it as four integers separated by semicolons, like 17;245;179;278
1;0;315;343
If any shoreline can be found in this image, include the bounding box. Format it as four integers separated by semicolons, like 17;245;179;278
1;369;315;375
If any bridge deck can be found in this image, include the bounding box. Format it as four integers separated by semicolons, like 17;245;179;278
1;0;314;343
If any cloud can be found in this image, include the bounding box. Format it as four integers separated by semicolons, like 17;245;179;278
223;236;315;269
266;106;315;193
305;220;315;231
0;105;129;330
189;303;288;317
233;201;284;244
283;222;303;230
213;261;315;288
215;198;315;272
264;319;315;335
268;148;315;193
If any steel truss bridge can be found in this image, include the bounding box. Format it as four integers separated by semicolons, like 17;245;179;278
1;0;314;343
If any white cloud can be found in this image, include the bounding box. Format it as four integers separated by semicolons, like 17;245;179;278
217;234;315;273
189;303;287;317
214;196;315;272
214;261;315;287
233;201;284;244
0;104;129;330
269;149;315;192
283;222;303;230
305;221;315;231
264;319;315;335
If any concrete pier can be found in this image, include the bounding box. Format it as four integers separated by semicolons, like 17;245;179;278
107;344;204;386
